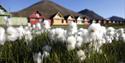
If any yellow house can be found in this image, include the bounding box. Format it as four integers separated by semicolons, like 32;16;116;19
51;12;65;25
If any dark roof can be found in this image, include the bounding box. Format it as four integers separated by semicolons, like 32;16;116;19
64;15;75;20
0;5;7;12
0;5;11;16
29;11;45;18
12;0;82;19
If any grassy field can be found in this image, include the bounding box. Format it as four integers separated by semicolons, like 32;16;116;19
0;23;125;29
0;23;125;63
52;24;88;29
0;33;125;63
52;23;125;29
104;24;125;28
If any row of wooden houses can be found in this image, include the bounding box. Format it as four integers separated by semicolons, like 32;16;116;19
0;9;125;26
28;11;125;26
28;11;90;26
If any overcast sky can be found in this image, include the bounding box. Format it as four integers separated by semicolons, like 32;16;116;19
0;0;125;18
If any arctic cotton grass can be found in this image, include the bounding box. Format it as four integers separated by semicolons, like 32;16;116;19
7;26;19;41
0;27;6;45
54;28;67;42
79;28;89;43
106;27;115;38
105;27;115;43
88;23;103;42
48;29;56;41
48;28;67;42
66;35;76;51
33;45;51;63
42;45;52;53
16;26;25;39
33;52;42;63
67;22;78;36
117;28;125;42
75;36;83;48
0;22;125;63
88;23;106;52
36;23;42;30
24;27;33;41
88;23;102;42
77;49;86;61
43;20;51;29
88;23;102;33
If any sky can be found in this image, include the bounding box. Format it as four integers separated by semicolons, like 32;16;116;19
0;0;125;18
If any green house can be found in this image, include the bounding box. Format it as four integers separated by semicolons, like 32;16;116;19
0;5;11;25
0;5;28;26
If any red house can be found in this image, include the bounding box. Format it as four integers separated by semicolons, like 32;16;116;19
29;11;44;25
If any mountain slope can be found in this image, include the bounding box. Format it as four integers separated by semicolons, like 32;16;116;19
12;0;82;19
79;9;104;20
109;16;125;21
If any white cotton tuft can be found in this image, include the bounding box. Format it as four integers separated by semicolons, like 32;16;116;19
42;45;51;58
49;28;66;42
79;28;85;32
0;27;6;45
32;25;36;30
67;22;78;36
117;28;125;42
78;28;89;43
88;23;102;33
42;45;52;52
43;51;50;58
36;23;42;30
24;27;32;41
27;23;31;27
105;27;115;43
75;36;83;48
16;26;25;39
66;35;76;51
55;28;66;42
48;29;56;41
7;26;19;41
88;23;106;52
76;31;83;37
121;34;125;42
88;23;102;42
77;50;86;61
106;27;115;36
33;52;42;63
43;20;51;29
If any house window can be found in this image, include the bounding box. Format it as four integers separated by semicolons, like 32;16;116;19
62;20;64;23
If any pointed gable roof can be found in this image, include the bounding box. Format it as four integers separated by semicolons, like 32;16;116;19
0;5;7;12
29;11;44;18
52;12;64;19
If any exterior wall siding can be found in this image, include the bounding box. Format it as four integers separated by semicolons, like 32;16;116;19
53;19;63;25
10;17;28;25
0;16;6;25
0;16;28;26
